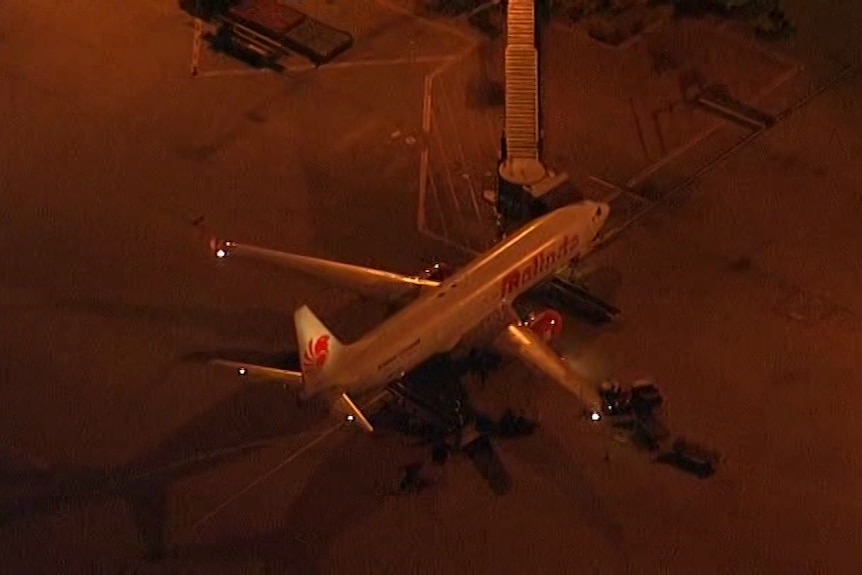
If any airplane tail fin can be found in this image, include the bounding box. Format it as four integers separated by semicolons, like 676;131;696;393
294;305;343;398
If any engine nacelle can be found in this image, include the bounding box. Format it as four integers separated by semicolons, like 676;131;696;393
523;308;564;344
422;262;454;282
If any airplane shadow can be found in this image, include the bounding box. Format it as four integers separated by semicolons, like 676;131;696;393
55;296;293;344
367;354;522;497
462;434;513;495
168;431;406;572
0;379;328;560
0;443;262;561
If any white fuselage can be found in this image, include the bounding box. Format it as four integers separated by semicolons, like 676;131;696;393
325;202;608;394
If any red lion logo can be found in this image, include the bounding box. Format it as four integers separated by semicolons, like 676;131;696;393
302;335;330;372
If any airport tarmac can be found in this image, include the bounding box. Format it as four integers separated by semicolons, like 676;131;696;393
1;0;861;573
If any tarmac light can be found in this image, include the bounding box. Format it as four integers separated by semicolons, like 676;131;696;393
590;411;602;422
216;249;227;258
346;414;355;423
238;367;247;376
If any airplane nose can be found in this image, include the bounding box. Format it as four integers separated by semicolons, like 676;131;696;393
590;202;611;246
591;201;611;225
598;202;610;221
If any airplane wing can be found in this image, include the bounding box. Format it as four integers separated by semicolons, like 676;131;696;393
212;240;440;303
208;358;304;389
492;323;604;419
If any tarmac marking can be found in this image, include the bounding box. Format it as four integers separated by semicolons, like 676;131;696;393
436;74;483;222
714;20;801;69
374;0;478;44
418;147;430;231
604;63;857;252
430;109;466;221
282;56;458;74
191;0;482;248
441;68;482;221
426;159;450;239
463;98;496;171
320;55;458;69
629;96;654;164
418;43;480;245
626;60;803;189
332;117;383;153
588;175;627;202
190;18;202;77
198;58;455;77
465;173;483;224
195;67;273;79
190;423;343;536
373;0;482;248
417;225;479;257
484;108;501;159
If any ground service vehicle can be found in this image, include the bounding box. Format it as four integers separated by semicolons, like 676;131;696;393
205;0;353;66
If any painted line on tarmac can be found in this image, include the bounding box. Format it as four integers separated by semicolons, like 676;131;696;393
714;20;801;69
610;64;857;255
424;162;449;238
196;67;273;78
418;43;479;248
321;55;458;69
282;55;457;74
436;71;483;223
190;423;343;536
191;18;203;77
626;60;802;189
371;0;483;250
194;50;454;79
430;107;465;217
332;117;384;153
417;225;479;257
374;0;478;44
418;147;431;231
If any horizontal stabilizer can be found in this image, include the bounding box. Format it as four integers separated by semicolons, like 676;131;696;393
209;359;304;389
333;393;374;432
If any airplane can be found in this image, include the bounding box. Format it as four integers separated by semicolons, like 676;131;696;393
206;200;611;433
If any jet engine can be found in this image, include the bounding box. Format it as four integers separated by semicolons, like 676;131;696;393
521;307;564;344
422;262;454;282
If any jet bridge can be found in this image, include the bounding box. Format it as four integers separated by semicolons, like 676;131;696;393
498;0;545;188
495;0;581;225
